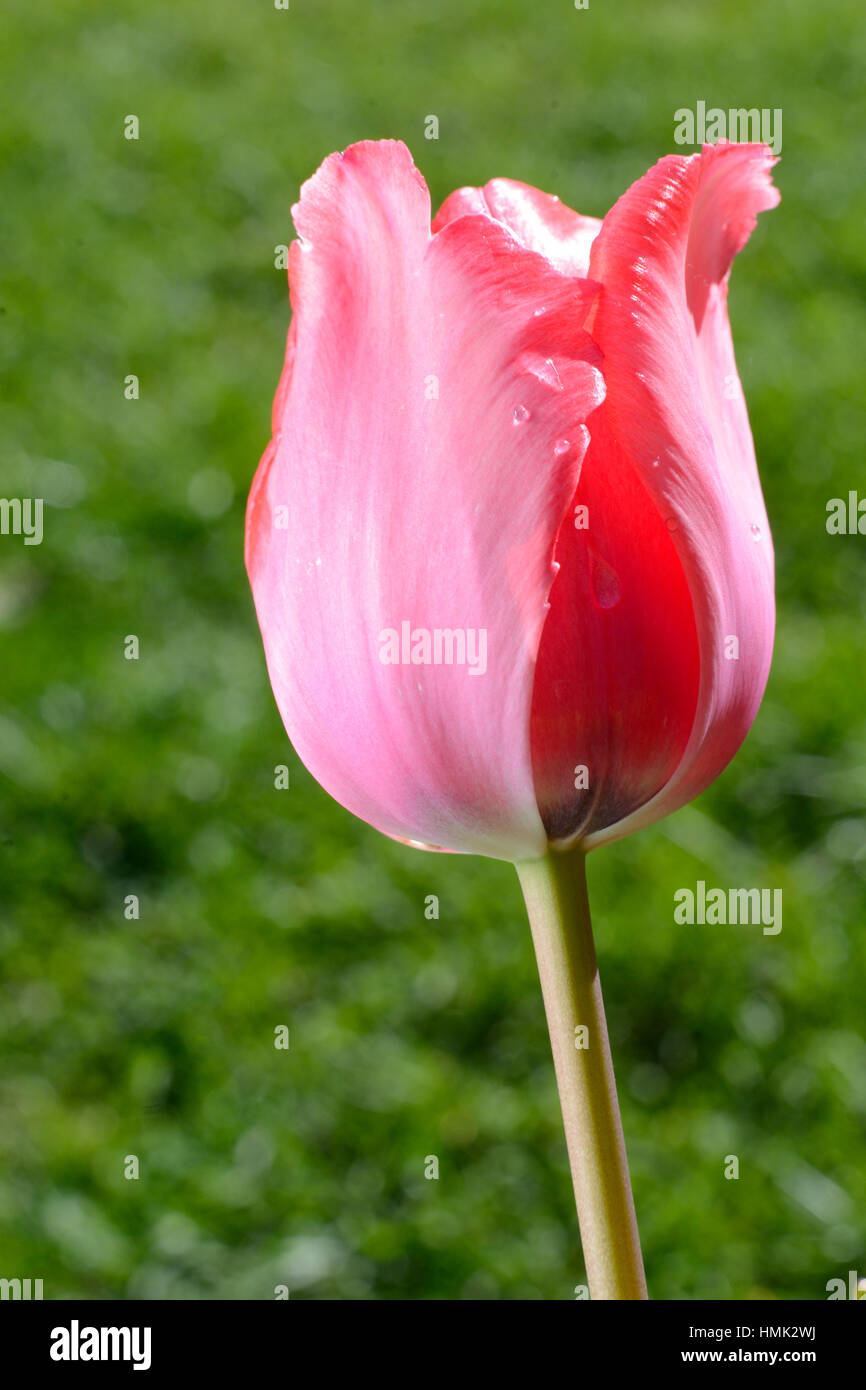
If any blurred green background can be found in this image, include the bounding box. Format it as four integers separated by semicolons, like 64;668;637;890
1;0;864;1300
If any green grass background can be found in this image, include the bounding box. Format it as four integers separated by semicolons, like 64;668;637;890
1;0;864;1299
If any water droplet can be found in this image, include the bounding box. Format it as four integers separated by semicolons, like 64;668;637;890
665;516;678;532
513;404;531;424
750;523;762;541
590;549;622;610
651;457;660;469
554;438;570;456
533;306;547;317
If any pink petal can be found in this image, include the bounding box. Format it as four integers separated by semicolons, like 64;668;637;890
246;141;605;860
434;178;602;278
574;142;780;849
443;176;703;840
529;405;702;842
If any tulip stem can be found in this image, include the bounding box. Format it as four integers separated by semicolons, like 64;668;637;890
515;847;647;1300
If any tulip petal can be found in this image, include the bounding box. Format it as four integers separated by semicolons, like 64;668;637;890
445;178;703;840
575;142;779;849
529;406;702;842
434;178;602;278
246;141;605;860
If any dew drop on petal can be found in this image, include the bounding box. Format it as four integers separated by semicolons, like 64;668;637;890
554;438;570;456
513;404;531;424
665;516;679;532
750;523;762;541
590;549;622;610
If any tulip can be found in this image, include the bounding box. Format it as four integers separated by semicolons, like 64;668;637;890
246;139;779;1299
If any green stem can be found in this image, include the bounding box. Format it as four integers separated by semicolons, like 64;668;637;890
515;846;647;1300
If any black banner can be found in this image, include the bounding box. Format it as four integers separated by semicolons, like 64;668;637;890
2;1298;859;1376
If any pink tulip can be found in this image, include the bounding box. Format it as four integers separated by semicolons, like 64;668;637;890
246;139;779;863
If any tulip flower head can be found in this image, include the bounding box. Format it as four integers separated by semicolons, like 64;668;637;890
246;139;779;1302
246;139;778;864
